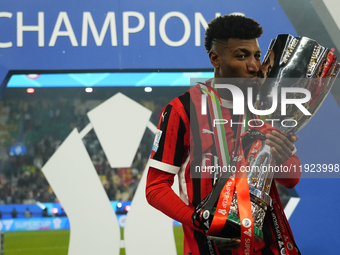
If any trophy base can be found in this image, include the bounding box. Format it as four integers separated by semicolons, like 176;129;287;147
210;189;269;242
214;213;263;242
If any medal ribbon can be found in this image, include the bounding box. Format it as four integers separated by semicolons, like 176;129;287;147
205;174;235;236
200;80;230;167
200;80;234;236
270;186;300;255
200;80;254;254
235;138;254;255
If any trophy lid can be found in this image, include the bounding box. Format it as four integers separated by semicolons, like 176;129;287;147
256;34;340;133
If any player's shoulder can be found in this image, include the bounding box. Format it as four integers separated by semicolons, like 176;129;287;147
170;79;213;108
161;79;213;122
162;91;190;122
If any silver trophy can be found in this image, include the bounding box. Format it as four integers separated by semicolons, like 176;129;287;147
194;34;340;241
226;34;340;241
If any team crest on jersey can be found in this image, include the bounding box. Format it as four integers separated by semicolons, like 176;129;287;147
152;129;163;152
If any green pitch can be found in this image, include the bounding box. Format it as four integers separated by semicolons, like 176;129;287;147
4;227;184;255
4;230;70;255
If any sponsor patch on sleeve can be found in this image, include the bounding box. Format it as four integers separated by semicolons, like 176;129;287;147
152;129;163;152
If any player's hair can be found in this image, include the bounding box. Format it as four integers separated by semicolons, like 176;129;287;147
204;15;263;53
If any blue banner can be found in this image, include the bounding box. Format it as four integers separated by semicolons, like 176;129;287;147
0;215;133;232
0;0;296;91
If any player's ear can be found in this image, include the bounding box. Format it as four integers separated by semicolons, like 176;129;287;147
209;50;220;69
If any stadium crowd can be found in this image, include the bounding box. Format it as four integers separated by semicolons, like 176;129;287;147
0;92;157;205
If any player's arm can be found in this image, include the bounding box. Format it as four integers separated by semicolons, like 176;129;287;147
266;130;301;188
276;153;301;188
145;101;197;228
146;167;195;228
146;168;242;250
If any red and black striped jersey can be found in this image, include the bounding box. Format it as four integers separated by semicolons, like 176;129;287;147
149;81;236;205
147;81;301;255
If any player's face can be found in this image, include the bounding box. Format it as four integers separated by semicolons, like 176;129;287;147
216;38;261;78
210;38;262;94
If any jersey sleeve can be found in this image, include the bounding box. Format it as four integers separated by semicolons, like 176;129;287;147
145;167;196;228
275;153;301;189
149;103;186;175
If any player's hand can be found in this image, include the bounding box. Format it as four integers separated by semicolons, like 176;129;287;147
207;236;241;250
265;130;298;165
